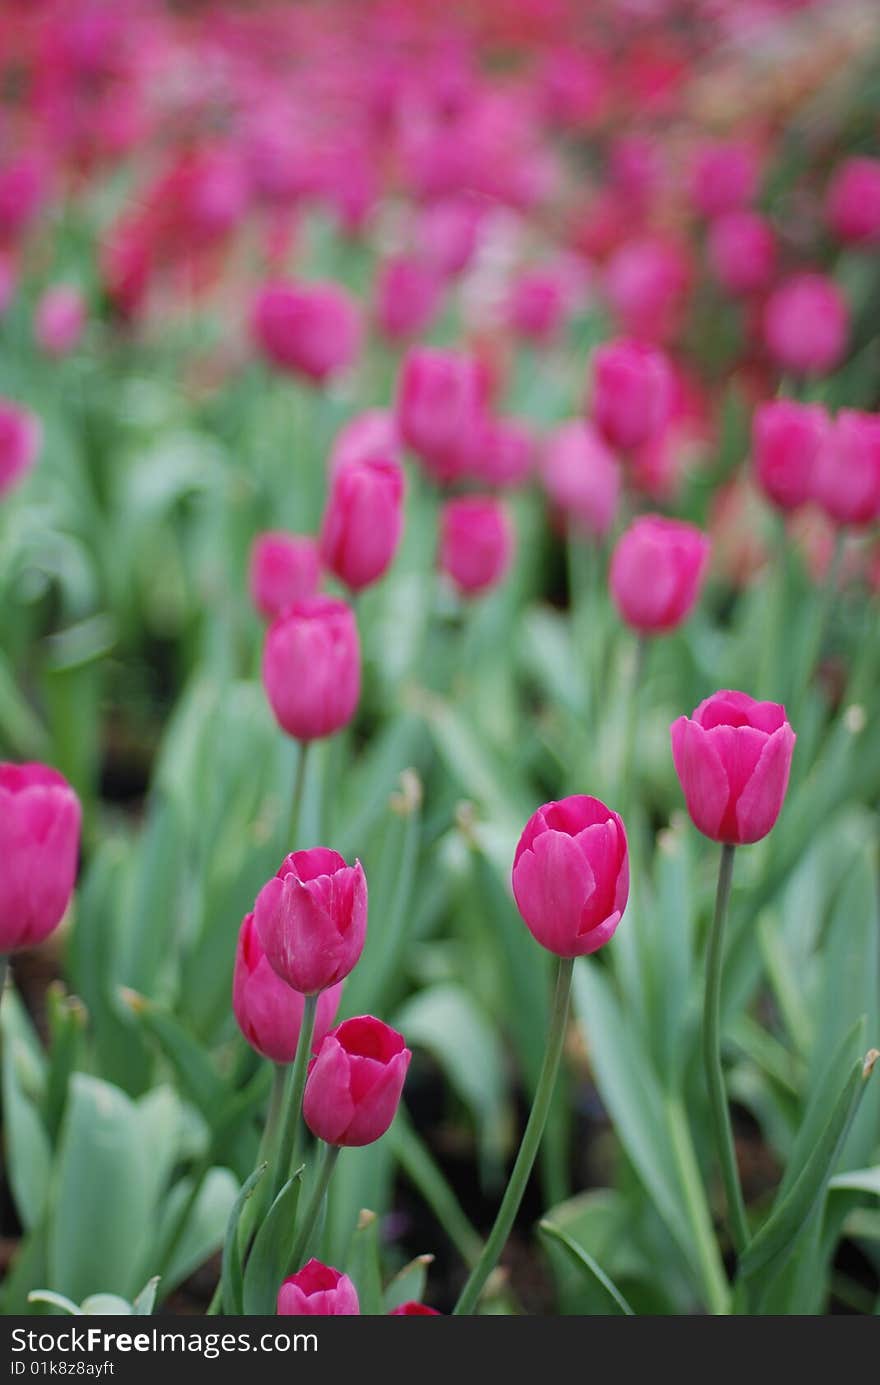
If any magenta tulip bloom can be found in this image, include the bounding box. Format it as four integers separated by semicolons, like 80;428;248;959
541;420;620;539
262;596;360;741
763;273;849;378
0;764;81;953
470;415;535;489
671;691;796;846
304;1016;410;1147
255;848;367;996
233;913;342;1064
34;286;86;357
603;238;690;344
248;532;321;621
812;410;880;528
389;1302;441;1316
320;457;404;592
591;339;673;452
438;496;514;597
507;268;569;345
690;140;759;219
374;255;441;343
752;399;830;513
251;281;361;384
512;796;629;958
329;409;400;477
610;516;710;635
277;1261;359;1316
707;212;776;297
396;346;486;484
825;157;880;246
0;401;42;498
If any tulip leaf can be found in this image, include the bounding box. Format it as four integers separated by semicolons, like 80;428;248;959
132;1278;160;1315
122;994;226;1122
829;1166;880;1197
242;1169;304;1314
538;1221;635;1315
221;1164;267;1315
1;993;51;1231
383;1255;433;1314
347;1209;383;1315
158;1167;239;1295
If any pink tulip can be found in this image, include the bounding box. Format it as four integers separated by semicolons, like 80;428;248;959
233;913;342;1064
763;273;849;377
277;1261;360;1316
248;533;321;621
255;848;367;996
690;141;759;219
541;420;620;539
0;764;81;952
603;238;690;343
303;1015;411;1147
591;339;673;452
0;401;42;498
752;399;830;513
671;691;795;845
329;410;401;477
252;281;361;384
512;796;629;958
825;157;880;246
389;1302;441;1316
374;255;442;343
507;268;569;345
34;286;87;357
438;496;514;596
0;157;45;242
469;415;535;489
320;457;405;592
396;347;487;484
610;516;710;634
707;212;776;297
812;410;880;528
263;596;360;742
413;196;484;277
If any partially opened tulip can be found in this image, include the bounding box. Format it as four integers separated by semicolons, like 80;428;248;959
541;420;620;539
812;410;880;529
752;399;829;513
374;254;442;343
320;456;405;592
248;532;321;621
255;848;367;997
825;157;880;246
438;496;514;596
0;401;42;498
610;516;710;635
0;764;81;953
233;913;342;1064
763;273;849;378
252;280;361;384
470;415;535;489
277;1261;359;1316
303;1015;411;1147
707;212;776;297
396;346;486;484
591;339;673;452
262;596;360;742
329;409;401;476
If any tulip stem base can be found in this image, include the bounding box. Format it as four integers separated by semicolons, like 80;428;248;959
703;843;750;1258
452;955;574;1315
273;994;318;1202
287;1141;340;1274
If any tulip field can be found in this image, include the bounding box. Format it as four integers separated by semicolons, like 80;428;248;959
2;0;880;1325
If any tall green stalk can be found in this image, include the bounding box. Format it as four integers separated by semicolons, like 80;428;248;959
286;1142;340;1273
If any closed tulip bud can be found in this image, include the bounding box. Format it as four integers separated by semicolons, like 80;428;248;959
232;913;342;1063
320;457;405;592
469;415;535;489
690;141;759;219
304;1016;410;1147
329;409;400;477
707;212;776;297
262;596;360;741
252;280;361;384
610;516;710;634
763;273;848;378
396;347;487;484
438;496;514;596
512;795;629;957
0;764;81;952
752;399;830;513
277;1261;360;1316
825;157;880;246
34;285;87;357
507;268;569;345
812;410;880;528
0;401;42;498
591;339;673;452
604;238;690;344
255;848;367;996
671;691;795;845
541;420;620;539
389;1303;441;1316
375;255;442;342
248;532;321;621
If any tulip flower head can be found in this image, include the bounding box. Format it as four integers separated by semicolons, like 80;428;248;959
262;595;360;741
0;401;42;498
0;763;81;953
610;515;710;635
812;410;880;529
303;1015;411;1147
255;848;367;996
752;400;830;514
277;1261;360;1316
512;795;629;957
390;1302;441;1315
541;420;620;539
671;691;795;846
763;273;848;378
34;286;87;357
396;346;487;484
438;495;514;597
320;456;405;592
233;913;342;1063
591;339;674;452
248;532;321;621
707;212;776;297
825;157;880;246
252;280;361;384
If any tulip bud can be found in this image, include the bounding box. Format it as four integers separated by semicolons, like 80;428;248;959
603;238;690;344
396;347;487;484
277;1260;360;1315
752;399;830;513
329;409;400;477
541;420;620;539
812;409;880;528
248;532;321;621
0;763;81;952
590;339;673;452
262;596;360;741
320;457;405;592
255;848;367;996
303;1015;411;1147
763;273;848;378
825;157;880;247
233;913;342;1063
690;141;759;219
610;515;710;634
389;1302;441;1316
438;496;514;597
469;415;535;489
671;691;795;845
0;400;42;498
252;280;361;384
506;268;569;345
34;286;86;357
374;255;442;343
512;795;629;957
707;212;776;297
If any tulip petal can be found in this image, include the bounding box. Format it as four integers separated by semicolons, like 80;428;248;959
512;828;596;954
670;716;728;840
303;1036;356;1143
734;723;796;844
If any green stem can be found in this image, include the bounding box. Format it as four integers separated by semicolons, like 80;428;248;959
272;995;318;1201
620;635;647;819
288;742;310;850
799;528;845;708
286;1142;340;1273
452;956;574;1315
703;843;750;1257
241;1064;288;1242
